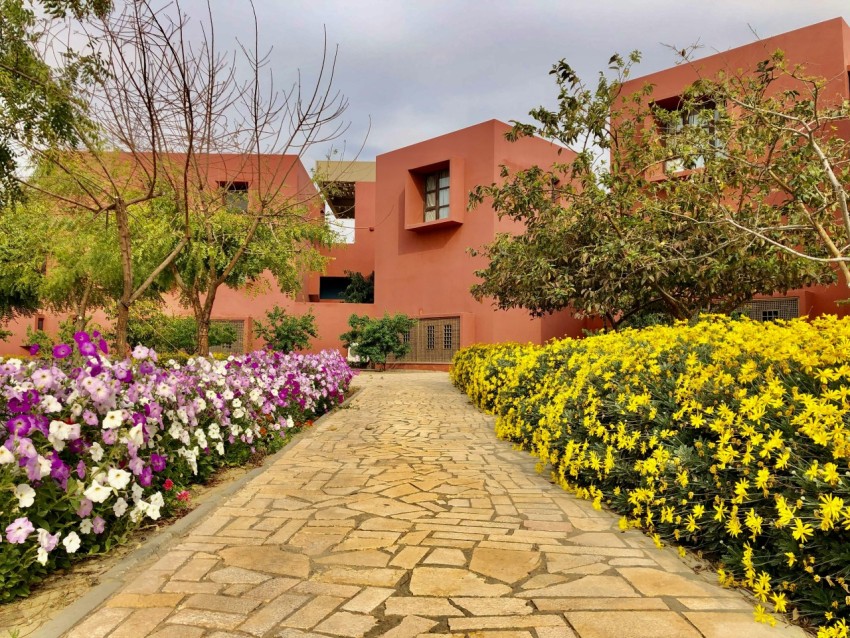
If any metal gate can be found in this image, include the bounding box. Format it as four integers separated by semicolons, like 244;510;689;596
392;316;460;364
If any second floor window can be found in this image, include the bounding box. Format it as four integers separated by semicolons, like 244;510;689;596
424;169;449;222
662;103;720;171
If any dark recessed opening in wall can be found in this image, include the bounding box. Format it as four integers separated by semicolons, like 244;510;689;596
319;276;352;300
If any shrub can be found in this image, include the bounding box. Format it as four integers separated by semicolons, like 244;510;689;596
253;306;318;352
0;335;354;600
451;316;850;635
340;313;416;370
343;271;374;303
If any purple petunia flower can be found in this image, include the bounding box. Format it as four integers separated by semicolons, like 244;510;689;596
6;517;35;544
8;397;31;413
52;344;72;359
139;465;152;487
79;341;97;357
98;339;108;355
92;516;105;534
76;460;86;479
28;343;40;355
150;453;167;472
76;498;93;518
73;331;90;344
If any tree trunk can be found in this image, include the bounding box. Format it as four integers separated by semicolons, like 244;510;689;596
196;316;210;356
114;201;134;356
74;279;94;332
115;300;130;357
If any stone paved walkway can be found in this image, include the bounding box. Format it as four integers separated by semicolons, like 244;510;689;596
62;372;806;638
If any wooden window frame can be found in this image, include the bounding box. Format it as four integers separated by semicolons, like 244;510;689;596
423;169;450;222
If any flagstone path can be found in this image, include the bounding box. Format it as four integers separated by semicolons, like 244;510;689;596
61;372;806;638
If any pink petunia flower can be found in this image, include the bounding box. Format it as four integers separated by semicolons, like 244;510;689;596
6;517;35;544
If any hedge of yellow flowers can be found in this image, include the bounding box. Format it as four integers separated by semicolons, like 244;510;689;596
451;316;850;636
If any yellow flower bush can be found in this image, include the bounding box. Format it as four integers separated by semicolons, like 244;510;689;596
451;316;850;636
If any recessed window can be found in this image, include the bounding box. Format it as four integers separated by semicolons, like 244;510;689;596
402;330;411;344
443;324;453;349
426;325;436;350
424;169;450;222
660;102;720;172
218;181;249;212
319;276;352;300
36;317;44;331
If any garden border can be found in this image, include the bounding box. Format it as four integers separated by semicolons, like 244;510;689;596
29;386;363;638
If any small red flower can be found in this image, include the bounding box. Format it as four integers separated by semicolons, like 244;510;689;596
176;490;191;503
163;479;174;491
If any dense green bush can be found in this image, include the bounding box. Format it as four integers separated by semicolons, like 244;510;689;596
253;306;318;352
340;313;416;369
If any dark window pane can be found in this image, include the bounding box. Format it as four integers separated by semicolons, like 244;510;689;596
426;325;435;349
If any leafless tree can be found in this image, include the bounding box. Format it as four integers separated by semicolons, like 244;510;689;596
16;0;347;354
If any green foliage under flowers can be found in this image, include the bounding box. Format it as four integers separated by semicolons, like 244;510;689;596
253;306;318;353
452;316;850;635
340;313;416;369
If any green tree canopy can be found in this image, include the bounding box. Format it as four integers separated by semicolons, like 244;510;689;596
470;52;836;327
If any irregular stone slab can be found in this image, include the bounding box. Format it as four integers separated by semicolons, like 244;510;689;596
685;612;808;637
315;611;378;637
545;554;602;573
219;546;309;579
384;596;464;617
347;497;424;517
209;566;271;584
409;567;511;597
423;548;467;566
516;575;639;598
617;567;721;598
315;549;391;568
315;566;406;587
521;574;567;590
377;615;438;638
448;615;565;631
451;597;533;615
534;597;669;611
566;611;701;638
565;532;627;547
469;548;541;584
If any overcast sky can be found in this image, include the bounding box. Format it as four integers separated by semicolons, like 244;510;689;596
184;1;850;167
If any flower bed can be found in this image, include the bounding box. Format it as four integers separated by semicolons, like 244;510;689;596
451;316;850;636
0;334;354;601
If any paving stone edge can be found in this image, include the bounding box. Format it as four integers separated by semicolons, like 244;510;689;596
30;384;366;638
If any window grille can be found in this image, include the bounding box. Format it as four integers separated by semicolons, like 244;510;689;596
426;325;436;350
443;324;453;349
209;320;245;354
737;297;799;322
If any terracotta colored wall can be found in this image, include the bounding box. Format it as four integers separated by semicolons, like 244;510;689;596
373;119;584;349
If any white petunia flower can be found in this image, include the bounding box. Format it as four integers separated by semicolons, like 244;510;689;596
131;483;144;503
127;424;144;446
89;442;104;462
79;518;93;534
215;442;225;455
15;484;36;508
36;548;49;565
63;532;81;554
0;446;14;464
84;482;112;503
37;456;51;479
231;398;242;408
102;410;124;430
107;468;131;491
113;497;128;518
